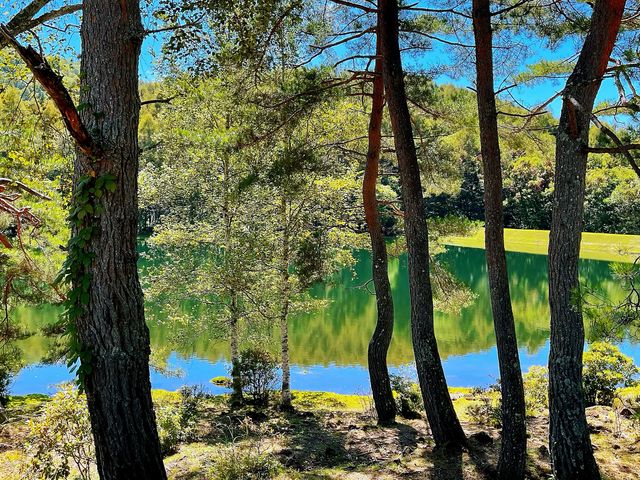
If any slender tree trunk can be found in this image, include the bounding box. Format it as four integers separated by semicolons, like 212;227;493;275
548;2;624;479
229;295;244;405
472;2;526;478
222;159;244;405
378;0;466;449
75;1;167;478
279;197;293;410
365;30;396;426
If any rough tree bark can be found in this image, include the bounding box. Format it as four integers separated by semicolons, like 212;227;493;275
472;2;527;478
365;29;396;426
378;0;466;448
2;1;168;478
73;1;167;478
548;2;625;479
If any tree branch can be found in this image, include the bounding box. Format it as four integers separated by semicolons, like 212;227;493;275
0;179;51;200
0;25;95;156
1;1;81;49
567;95;640;179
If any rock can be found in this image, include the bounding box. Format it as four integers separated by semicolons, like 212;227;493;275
469;431;493;445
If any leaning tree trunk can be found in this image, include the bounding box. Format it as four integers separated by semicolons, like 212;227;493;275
365;30;396;426
548;2;625;479
472;2;527;478
378;0;466;449
68;1;168;478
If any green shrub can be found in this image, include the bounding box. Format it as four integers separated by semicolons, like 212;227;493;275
209;446;280;480
24;384;95;480
523;365;549;413
0;347;21;407
179;385;206;441
466;386;502;428
583;342;639;406
389;374;423;419
155;403;183;456
155;385;206;455
234;349;279;406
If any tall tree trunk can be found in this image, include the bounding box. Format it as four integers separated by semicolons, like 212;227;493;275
548;2;625;479
279;197;293;410
222;159;244;405
75;1;167;478
365;30;396;426
377;0;466;449
472;2;526;478
229;295;244;405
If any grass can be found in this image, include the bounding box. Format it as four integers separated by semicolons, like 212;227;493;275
443;228;640;263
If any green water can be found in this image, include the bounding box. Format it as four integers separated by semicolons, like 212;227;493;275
10;246;638;394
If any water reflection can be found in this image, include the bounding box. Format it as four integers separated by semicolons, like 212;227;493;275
10;246;639;394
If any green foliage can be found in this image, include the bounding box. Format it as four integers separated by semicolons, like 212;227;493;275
389;375;423;419
466;386;502;428
0;347;21;407
208;446;280;480
155;385;206;455
179;385;207;440
24;385;94;480
522;365;549;414
54;173;117;390
155;402;183;456
583;342;639;407
234;348;279;406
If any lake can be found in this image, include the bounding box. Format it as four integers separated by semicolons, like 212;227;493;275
9;245;640;395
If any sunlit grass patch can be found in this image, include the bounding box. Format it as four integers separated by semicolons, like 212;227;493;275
444;228;640;263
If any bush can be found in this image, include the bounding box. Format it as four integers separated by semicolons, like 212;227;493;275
583;342;639;406
155;385;206;455
466;386;502;428
523;365;548;413
179;385;206;441
209;446;280;480
24;384;95;480
0;347;21;407
234;349;279;406
155;403;183;456
389;374;423;419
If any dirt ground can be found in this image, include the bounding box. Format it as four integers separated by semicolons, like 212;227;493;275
1;393;638;480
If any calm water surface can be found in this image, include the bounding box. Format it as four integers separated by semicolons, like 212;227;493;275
10;246;640;395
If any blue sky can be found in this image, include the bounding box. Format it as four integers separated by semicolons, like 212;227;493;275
1;1;628;123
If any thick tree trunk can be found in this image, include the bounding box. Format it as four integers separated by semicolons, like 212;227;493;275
378;0;466;449
279;198;293;410
75;1;167;478
548;2;625;479
365;31;396;426
472;2;527;478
